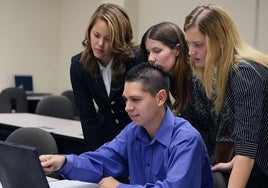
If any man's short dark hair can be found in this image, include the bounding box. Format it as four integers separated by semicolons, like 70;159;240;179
125;63;170;96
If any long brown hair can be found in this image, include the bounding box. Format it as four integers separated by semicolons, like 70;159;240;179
140;22;191;115
80;3;136;88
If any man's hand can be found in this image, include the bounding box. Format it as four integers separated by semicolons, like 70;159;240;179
39;154;66;175
99;176;121;188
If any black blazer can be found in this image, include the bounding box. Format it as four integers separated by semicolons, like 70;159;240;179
70;52;141;151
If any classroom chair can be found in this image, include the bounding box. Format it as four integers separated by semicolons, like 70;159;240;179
213;171;227;188
6;127;63;179
6;127;58;156
61;90;80;120
0;87;28;113
35;95;75;120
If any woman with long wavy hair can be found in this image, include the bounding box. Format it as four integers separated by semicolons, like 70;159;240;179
184;4;268;187
70;3;141;153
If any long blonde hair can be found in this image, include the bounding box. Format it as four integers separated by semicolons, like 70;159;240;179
184;4;268;110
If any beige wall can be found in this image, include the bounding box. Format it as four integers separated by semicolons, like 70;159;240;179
0;0;60;93
0;0;267;94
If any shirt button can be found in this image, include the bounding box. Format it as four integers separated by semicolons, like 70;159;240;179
111;109;114;114
115;119;119;124
111;101;115;105
147;163;150;167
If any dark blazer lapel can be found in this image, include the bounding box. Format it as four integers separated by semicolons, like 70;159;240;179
109;80;123;99
87;74;109;101
109;80;116;99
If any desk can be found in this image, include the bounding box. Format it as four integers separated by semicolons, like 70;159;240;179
0;177;98;188
0;113;87;154
49;180;98;188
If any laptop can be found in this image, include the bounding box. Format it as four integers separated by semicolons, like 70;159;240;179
0;141;99;188
0;140;50;188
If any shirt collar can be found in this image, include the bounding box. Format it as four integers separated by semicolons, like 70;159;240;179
137;107;175;147
98;58;113;71
154;107;175;146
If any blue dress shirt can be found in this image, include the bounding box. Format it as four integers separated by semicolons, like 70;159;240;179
58;108;213;187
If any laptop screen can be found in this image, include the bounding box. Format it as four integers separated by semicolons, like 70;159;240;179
14;75;33;92
0;141;50;188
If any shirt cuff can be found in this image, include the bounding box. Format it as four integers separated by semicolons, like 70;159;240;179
57;154;74;174
235;140;258;159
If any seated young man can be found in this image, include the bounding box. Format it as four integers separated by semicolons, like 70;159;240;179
40;63;213;188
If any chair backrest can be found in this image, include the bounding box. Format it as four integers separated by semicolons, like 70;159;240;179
35;95;75;120
61;90;79;118
6;127;58;156
213;171;227;188
0;87;28;113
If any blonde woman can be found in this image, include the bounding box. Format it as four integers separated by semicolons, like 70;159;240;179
184;4;268;188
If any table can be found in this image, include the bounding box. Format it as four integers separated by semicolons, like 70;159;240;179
0;177;98;188
0;113;87;154
49;179;98;188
